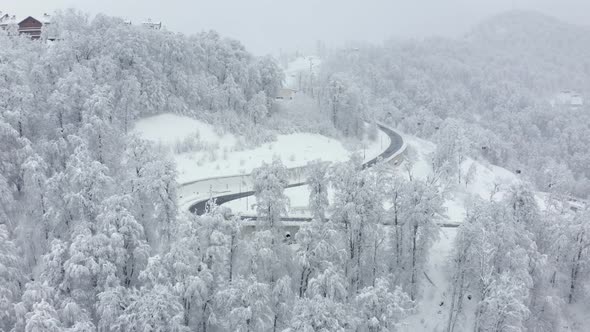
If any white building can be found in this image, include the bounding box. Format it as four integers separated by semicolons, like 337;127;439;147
551;90;584;109
142;18;162;30
276;88;297;100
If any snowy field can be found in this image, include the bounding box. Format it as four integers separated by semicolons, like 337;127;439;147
133;113;387;185
133;113;388;209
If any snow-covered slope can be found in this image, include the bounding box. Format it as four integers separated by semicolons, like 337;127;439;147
133;113;387;184
224;131;525;331
403;134;521;223
132;113;235;148
225;132;521;222
400;134;529;331
283;55;322;90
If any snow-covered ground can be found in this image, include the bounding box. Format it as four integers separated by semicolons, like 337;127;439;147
283;55;322;90
226;132;520;223
133;113;387;209
403;134;520;223
133;113;387;185
223;131;527;331
136;113;585;329
402;227;458;332
132;113;235;149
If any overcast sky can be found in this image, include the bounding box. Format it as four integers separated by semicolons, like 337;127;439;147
3;0;590;54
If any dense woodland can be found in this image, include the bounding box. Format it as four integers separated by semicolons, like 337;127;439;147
0;9;589;332
306;11;590;331
312;11;590;198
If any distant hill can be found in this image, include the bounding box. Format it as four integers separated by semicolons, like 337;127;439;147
467;11;590;61
465;10;590;93
467;10;589;45
319;10;590;197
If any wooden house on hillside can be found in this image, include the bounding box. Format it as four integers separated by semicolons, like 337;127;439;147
0;13;52;40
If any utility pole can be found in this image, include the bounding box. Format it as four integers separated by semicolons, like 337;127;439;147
309;57;314;97
244;177;249;211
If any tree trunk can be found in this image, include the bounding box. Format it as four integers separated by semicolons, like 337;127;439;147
410;224;418;300
569;232;585;303
372;238;379;287
228;235;236;282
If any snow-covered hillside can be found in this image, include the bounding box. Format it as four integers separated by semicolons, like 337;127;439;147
134;113;388;184
403;135;521;221
401;135;517;331
224;131;530;331
283;55;322;90
226;132;521;221
4;8;589;332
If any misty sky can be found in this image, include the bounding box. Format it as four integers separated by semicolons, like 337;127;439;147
3;0;590;54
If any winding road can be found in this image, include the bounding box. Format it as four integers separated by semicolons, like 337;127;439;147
188;123;405;216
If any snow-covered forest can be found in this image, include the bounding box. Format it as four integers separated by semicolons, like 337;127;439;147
315;11;590;197
1;7;589;332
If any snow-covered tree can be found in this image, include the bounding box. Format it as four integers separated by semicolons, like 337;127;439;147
252;159;289;228
247;91;269;125
446;197;559;331
24;300;64;332
354;278;414;332
323;74;365;138
556;208;590;304
0;10;288;331
433;118;472;184
330;156;384;294
307;160;330;222
287;295;353;332
213;276;273;332
96;195;150;287
12;282;57;332
116;285;185;331
294;220;343;298
0;224;23;330
476;273;530;332
386;177;442;299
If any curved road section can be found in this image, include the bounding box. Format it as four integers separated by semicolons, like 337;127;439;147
188;123;405;216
